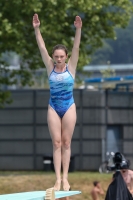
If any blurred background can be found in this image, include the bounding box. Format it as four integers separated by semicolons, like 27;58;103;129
0;0;133;173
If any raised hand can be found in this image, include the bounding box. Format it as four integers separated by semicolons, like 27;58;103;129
74;16;82;29
33;13;40;29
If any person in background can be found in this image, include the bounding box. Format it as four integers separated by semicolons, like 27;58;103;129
90;181;104;200
112;160;133;196
120;168;133;195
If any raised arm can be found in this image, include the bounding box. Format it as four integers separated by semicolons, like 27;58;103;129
33;14;53;75
98;185;104;195
68;16;82;77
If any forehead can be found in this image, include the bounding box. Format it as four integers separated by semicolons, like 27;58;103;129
53;49;66;55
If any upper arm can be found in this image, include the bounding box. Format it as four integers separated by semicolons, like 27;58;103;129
34;27;54;75
68;47;79;76
39;47;54;76
98;189;104;195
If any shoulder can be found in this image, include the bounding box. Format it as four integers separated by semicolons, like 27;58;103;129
46;62;54;76
94;187;100;192
67;61;76;78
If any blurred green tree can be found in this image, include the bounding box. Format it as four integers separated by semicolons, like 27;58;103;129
0;0;133;105
91;15;133;65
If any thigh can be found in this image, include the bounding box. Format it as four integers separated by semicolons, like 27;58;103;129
47;105;62;142
61;104;77;141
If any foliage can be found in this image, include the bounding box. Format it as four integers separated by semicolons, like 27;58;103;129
91;15;133;64
0;0;133;105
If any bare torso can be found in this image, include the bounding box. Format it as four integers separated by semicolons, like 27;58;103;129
91;187;103;200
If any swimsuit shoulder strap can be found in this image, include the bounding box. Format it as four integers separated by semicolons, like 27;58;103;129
66;64;74;80
66;64;69;71
53;65;56;71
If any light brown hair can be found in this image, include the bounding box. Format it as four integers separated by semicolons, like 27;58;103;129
52;44;68;55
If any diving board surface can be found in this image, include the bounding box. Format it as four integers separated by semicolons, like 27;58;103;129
0;191;81;200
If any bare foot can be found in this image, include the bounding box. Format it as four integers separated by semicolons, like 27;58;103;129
53;179;61;191
62;179;70;191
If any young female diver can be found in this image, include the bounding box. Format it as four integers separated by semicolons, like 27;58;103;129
33;13;82;191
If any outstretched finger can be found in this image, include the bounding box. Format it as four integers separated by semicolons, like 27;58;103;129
74;15;82;28
33;13;38;20
34;13;38;18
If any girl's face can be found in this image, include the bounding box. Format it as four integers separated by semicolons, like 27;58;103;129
52;49;68;66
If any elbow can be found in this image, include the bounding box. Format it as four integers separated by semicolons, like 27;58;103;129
73;46;80;50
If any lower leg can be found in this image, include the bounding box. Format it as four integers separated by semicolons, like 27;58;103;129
53;145;62;190
47;106;62;191
62;144;71;191
61;104;76;190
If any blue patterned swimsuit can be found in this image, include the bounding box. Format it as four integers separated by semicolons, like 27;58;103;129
49;65;74;118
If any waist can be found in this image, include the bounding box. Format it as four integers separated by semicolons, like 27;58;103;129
49;96;74;107
50;93;73;100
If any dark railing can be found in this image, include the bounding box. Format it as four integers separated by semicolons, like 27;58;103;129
0;89;133;171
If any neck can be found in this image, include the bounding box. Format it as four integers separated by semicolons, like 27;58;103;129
56;63;66;68
55;64;66;72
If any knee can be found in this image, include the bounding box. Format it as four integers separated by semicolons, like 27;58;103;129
53;140;61;149
62;140;71;149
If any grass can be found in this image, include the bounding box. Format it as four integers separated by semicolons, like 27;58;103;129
0;171;113;200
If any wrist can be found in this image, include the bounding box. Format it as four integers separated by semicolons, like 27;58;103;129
34;26;40;31
34;27;40;34
76;27;81;30
76;28;82;33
